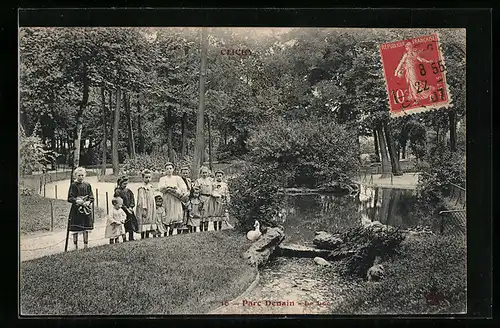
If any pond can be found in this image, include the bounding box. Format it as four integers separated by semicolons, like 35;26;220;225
281;185;420;245
236;185;423;314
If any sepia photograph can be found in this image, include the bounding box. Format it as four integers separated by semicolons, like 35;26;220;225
19;25;467;315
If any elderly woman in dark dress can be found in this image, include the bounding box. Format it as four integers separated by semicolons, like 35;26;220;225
114;176;139;241
67;167;95;250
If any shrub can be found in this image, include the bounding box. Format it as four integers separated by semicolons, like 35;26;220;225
334;234;466;314
121;153;174;176
248;117;360;188
416;145;466;206
228;163;287;232
19;127;58;176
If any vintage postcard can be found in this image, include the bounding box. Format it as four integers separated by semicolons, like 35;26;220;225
19;25;466;316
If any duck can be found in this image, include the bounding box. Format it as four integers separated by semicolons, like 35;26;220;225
246;220;262;241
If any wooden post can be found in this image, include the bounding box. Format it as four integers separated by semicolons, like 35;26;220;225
39;177;42;194
43;181;46;197
50;200;54;231
55;185;58;199
64;212;71;252
96;188;99;208
106;192;109;215
390;173;393;185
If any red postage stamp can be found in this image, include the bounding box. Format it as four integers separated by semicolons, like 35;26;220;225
380;34;452;117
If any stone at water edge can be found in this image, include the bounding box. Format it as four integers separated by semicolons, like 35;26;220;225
313;231;343;250
243;227;285;268
366;264;385;282
313;257;332;267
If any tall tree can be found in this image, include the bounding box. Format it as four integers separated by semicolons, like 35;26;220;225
125;91;136;160
376;125;392;178
112;87;121;175
384;120;402;175
192;28;208;178
100;85;107;175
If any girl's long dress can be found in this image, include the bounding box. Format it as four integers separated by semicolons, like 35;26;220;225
155;206;167;234
105;207;126;238
135;184;157;232
187;198;204;226
114;187;139;233
158;175;188;226
180;177;193;223
67;181;94;232
194;177;215;221
212;181;230;220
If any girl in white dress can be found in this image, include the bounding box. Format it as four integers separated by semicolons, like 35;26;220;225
157;162;189;236
105;197;126;244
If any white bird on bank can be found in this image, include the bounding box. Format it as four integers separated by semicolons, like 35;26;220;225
246;220;262;241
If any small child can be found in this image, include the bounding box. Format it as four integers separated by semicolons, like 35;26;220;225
186;186;205;233
154;192;167;237
105;197;126;244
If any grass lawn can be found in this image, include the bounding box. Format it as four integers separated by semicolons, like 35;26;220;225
20;229;256;315
19;194;106;235
332;233;466;314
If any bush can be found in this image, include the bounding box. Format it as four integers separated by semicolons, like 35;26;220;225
228;163;287;232
334;234;466;314
19;127;58;176
121;153;175;176
416;145;466;206
248;117;360;188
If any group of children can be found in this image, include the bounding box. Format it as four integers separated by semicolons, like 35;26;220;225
104;163;231;244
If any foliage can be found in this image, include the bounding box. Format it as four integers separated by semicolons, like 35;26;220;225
19;126;59;175
334;234;466;314
248;117;360;188
121;153;174;175
228;163;287;231
416;144;466;205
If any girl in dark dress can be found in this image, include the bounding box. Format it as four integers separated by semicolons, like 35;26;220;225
113;176;139;241
67;167;94;250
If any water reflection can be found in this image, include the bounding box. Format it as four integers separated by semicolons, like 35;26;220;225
282;186;419;245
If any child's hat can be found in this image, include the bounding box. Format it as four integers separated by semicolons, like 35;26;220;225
214;169;224;175
154;191;163;199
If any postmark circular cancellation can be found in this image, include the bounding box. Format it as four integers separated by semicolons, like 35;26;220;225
380;34;453;118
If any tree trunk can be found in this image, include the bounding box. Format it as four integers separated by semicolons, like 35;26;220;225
379;188;392;224
181;112;187;158
373;129;380;162
376;126;391;178
383;121;402;176
73;70;90;171
192;27;208;179
401;140;407;159
207;115;213;171
112;87;121;175
137;94;145;154
165;106;175;163
371;187;379;222
101;85;108;176
125;92;136;160
449;109;457;152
